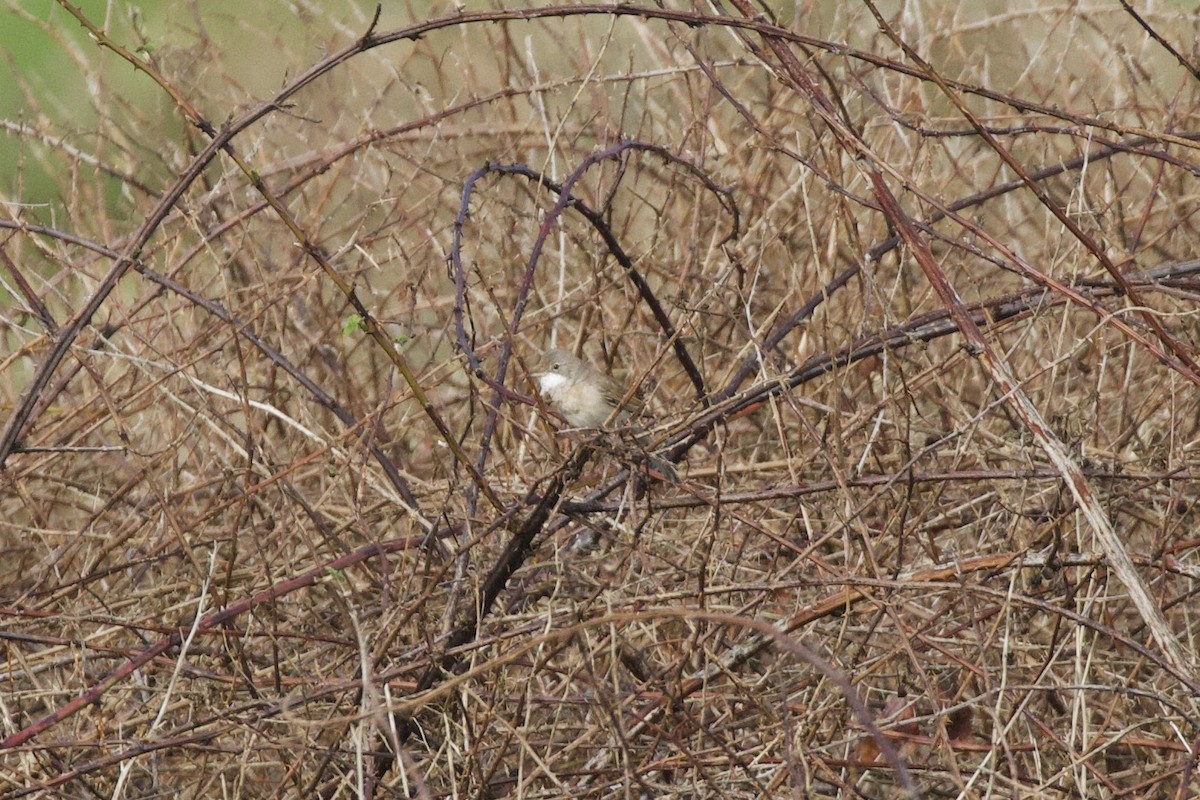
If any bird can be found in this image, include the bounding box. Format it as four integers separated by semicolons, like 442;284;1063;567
536;348;638;428
536;347;679;483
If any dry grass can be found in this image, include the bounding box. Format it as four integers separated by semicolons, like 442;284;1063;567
3;0;1200;797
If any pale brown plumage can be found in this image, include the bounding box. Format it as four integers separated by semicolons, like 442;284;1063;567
536;348;677;483
537;348;638;428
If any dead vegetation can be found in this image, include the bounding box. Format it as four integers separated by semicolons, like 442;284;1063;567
2;1;1200;797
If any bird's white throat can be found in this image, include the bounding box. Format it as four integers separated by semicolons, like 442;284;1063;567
538;371;570;395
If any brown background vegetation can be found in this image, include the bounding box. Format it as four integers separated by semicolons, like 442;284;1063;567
2;0;1200;797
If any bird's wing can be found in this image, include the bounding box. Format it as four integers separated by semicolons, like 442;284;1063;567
603;373;651;418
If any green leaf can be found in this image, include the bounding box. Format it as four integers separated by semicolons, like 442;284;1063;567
342;314;364;335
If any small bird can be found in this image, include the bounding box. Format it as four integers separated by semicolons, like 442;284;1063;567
537;347;679;483
536;348;637;428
